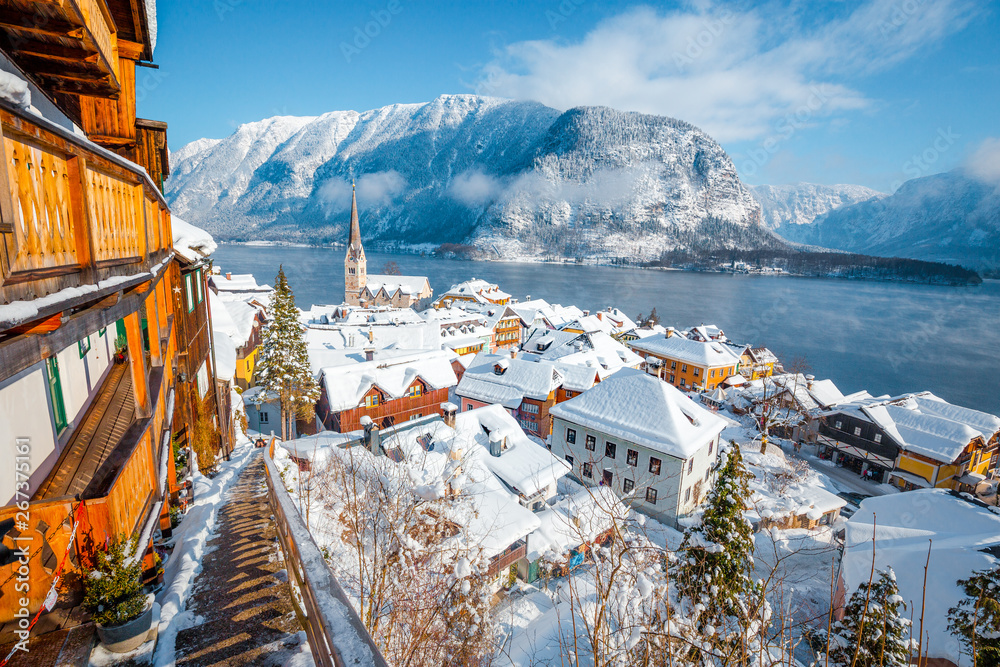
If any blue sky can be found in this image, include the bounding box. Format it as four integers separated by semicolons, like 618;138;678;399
141;0;999;192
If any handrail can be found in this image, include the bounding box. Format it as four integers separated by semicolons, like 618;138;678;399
262;438;389;667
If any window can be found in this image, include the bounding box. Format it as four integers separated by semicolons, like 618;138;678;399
408;384;422;397
680;378;686;387
710;369;716;378
566;428;576;444
260;411;269;424
602;470;613;486
708;439;714;455
565;455;574;467
583;462;593;479
605;441;616;459
627;449;638;466
694;367;700;377
671;361;677;369
687;458;694;474
45;356;67;433
835;420;843;429
705;468;711;481
185;273;195;313
853;427;862;436
645;488;658;504
684;487;691;503
682;364;688;373
78;335;91;358
649;457;661;475
585;434;596;451
521;402;539;414
196;269;204;303
623;478;634;493
874;433;882;443
98;327;106;337
466;404;474;411
669;374;675;383
365;393;381;408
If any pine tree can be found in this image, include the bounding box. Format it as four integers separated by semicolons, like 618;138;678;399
673;442;768;655
253;266;318;441
948;565;1000;667
821;568;911;667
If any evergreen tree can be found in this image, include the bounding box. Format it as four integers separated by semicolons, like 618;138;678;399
673;442;768;655
948;565;1000;667
254;266;318;441
820;568;911;667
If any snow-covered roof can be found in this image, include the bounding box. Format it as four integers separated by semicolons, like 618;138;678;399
856;394;987;463
209;289;260;346
319;349;458;412
806;378;845;409
453;404;570;499
171;216;216;263
304;323;442;369
521;329;643;375
910;392;1000;441
363;274;430;297
629;333;742;368
526;486;629;562
440;279;510;304
843;490;1000;664
560;315;614;335
550;368;727;459
211;272;272;294
457;352;564;408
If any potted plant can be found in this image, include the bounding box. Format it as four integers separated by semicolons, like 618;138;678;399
83;536;155;653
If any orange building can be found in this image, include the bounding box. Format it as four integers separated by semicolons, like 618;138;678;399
628;331;742;391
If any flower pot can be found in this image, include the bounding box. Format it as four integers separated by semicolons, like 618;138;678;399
95;596;155;654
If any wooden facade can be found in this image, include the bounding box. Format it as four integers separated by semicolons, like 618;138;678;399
0;0;219;636
318;379;450;432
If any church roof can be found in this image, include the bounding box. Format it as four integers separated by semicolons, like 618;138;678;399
347;183;363;260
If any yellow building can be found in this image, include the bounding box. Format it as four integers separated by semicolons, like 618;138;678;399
628;330;742;391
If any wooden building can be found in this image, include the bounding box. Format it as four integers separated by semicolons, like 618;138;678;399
0;1;221;638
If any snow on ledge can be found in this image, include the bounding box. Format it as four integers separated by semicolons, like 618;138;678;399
172;216;217;263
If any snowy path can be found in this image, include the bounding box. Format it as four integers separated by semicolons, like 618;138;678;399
168;452;311;666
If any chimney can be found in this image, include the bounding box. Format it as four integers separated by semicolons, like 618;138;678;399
489;431;503;457
666;327;675;338
583;310;590;317
806;374;815;389
441;402;458;428
226;272;232;280
365;348;375;362
362;416;381;456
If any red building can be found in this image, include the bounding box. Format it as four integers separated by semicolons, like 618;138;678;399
315;350;459;431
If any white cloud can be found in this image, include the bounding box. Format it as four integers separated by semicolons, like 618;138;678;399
319;170;408;211
447;169;504;207
964;137;1000;186
474;1;976;142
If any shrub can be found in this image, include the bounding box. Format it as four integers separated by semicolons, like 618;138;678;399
83;536;145;627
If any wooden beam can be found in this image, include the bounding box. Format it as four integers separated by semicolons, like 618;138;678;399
13;41;99;63
0;11;82;40
5;311;63;335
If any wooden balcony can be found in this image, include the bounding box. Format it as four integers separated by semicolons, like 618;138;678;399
0;98;171;331
0;0;120;97
487;539;527;578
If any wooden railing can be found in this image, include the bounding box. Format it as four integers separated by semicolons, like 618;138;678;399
0;101;170;308
488;539;527;578
263;439;389;667
73;0;117;75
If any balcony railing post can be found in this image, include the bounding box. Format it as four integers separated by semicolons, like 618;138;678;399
66;155;97;284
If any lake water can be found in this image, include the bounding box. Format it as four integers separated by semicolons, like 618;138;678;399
212;244;1000;416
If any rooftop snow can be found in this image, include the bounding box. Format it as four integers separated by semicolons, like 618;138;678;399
364;274;430;296
843;490;1000;664
550;368;727;459
457;352;564;408
172;216;216;262
320;349;458;412
629;333;742;368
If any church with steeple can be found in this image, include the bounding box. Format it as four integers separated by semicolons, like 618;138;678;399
343;183;433;308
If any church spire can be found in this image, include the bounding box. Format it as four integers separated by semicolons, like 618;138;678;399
348;180;362;255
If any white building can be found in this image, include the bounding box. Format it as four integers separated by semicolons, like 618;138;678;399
549;368;728;527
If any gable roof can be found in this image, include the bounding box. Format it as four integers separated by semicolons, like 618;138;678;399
320;349;458;412
629;333;742;368
363;274;430;297
550;368;727;459
457;352;564;408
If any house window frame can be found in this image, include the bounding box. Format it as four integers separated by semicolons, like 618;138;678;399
582;462;593;479
605;441;616;459
566;428;576;444
645;487;658;504
649;457;661;475
585;434;596;451
626;449;638;466
78;335;91;358
623;478;634;494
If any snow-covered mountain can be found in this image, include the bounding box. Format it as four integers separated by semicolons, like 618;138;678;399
776;169;1000;270
166;95;779;260
751;183;884;231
